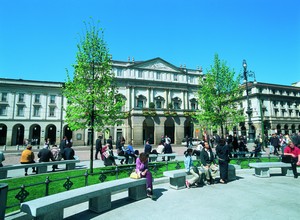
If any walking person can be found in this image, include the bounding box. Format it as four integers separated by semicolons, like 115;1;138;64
184;148;201;188
216;139;230;184
95;136;102;160
270;133;280;155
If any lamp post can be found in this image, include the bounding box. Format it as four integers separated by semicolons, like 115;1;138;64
242;59;255;143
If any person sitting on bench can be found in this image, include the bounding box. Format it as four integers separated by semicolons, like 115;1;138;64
283;141;300;178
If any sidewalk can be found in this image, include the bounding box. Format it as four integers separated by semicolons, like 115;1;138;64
3;146;300;220
65;169;300;220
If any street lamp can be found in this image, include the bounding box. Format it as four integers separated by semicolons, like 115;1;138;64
242;59;256;143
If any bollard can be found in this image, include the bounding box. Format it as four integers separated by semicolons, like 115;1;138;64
16;145;19;151
0;183;8;220
2;145;6;151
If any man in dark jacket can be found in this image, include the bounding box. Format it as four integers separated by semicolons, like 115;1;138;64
62;143;75;160
38;145;54;162
95;136;102;160
201;141;218;184
270;133;280;155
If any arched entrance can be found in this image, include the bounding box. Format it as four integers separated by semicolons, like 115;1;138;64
284;124;288;135
164;117;175;144
276;124;281;135
45;124;56;145
63;125;73;141
291;124;296;134
184;119;194;138
29;124;41;146
12;124;25;145
143;118;154;144
0;124;7;145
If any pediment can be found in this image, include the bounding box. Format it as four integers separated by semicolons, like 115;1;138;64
132;58;181;72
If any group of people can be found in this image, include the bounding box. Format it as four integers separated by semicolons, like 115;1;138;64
184;139;230;188
20;136;75;176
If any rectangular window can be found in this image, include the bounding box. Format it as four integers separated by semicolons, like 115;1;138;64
49;106;55;116
174;74;178;81
156;101;161;109
0;105;7;116
137;100;143;108
191;103;196;110
50;95;56;104
138;70;143;78
17;106;24;116
1;93;7;102
117;69;122;77
174;102;179;109
34;94;40;103
190;76;194;83
156;72;161;80
33;106;40;117
18;93;25;102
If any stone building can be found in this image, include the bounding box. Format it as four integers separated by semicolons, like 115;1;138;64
0;58;299;147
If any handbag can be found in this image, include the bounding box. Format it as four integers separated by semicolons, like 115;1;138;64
130;171;141;179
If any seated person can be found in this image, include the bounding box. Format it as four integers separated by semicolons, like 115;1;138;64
151;141;165;155
144;139;152;154
136;153;153;198
283;142;300;178
124;141;139;164
250;143;261;157
102;144;116;166
184;148;201;188
62;143;75;160
200;141;218;185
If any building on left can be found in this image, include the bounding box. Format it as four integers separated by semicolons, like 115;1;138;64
0;78;74;146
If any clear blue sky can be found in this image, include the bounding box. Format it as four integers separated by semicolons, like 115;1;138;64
1;0;299;86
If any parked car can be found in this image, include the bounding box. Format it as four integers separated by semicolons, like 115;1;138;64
181;138;201;146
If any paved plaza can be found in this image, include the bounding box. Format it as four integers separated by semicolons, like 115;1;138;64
2;145;300;220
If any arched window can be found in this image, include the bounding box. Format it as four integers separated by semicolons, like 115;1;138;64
154;96;165;109
172;97;182;110
136;95;147;108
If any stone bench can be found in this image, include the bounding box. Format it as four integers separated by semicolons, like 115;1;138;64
20;178;147;220
113;155;134;164
0;160;80;179
149;153;178;162
163;164;236;190
249;162;293;178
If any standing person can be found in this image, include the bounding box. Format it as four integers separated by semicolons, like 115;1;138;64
116;136;127;165
0;150;5;167
20;145;36;176
201;141;218;185
106;136;113;149
270;133;280;155
184;148;201;188
38;145;54;162
283;142;300;178
62;143;75;160
50;145;61;171
185;135;190;148
216;139;230;184
59;136;68;152
165;135;171;145
95;136;102;160
136;153;153;198
164;141;173;161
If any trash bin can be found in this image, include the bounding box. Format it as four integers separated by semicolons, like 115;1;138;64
0;183;8;219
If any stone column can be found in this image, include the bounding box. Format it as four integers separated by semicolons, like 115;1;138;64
175;117;185;144
155;117;166;145
132;116;145;146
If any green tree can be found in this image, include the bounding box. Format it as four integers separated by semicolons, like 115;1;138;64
64;21;124;173
194;54;244;137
